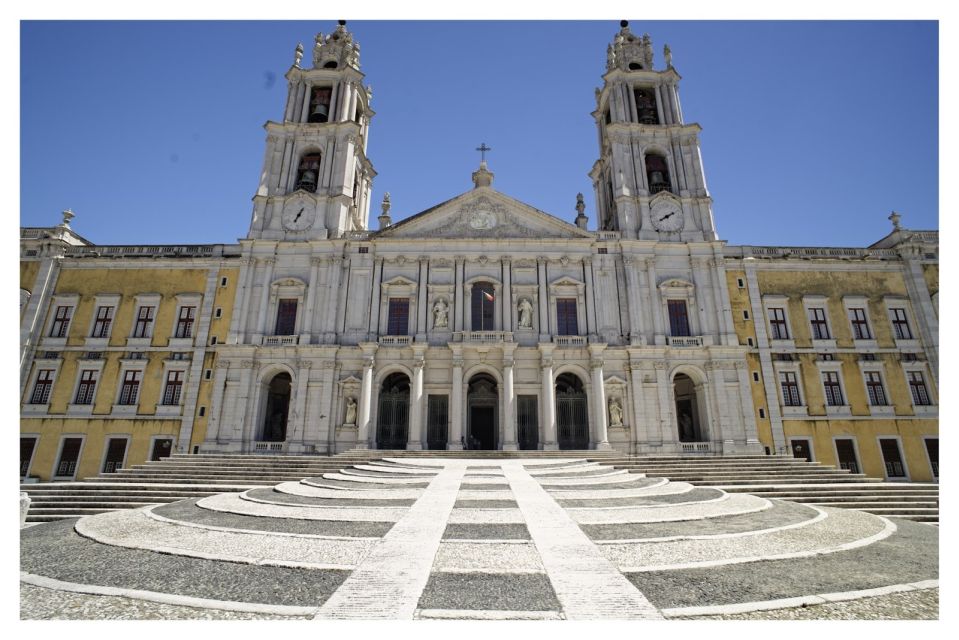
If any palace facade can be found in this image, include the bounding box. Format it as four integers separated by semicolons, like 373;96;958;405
20;22;938;483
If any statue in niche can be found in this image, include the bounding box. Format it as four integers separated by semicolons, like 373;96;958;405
608;397;624;427
518;298;533;328
432;298;449;328
344;396;357;425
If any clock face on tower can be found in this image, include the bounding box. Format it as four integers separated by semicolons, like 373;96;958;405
650;201;684;233
282;201;316;231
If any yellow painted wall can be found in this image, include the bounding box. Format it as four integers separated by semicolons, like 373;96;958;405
21;417;180;481
21;260;40;292
783;419;938;482
923;264;938;298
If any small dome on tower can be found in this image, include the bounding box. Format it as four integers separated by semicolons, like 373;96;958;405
312;20;361;70
606;20;654;72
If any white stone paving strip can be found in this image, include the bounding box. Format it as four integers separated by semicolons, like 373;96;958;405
272;481;424;500
501;461;663;620
197;493;406;522
570;492;771;524
314;462;467;620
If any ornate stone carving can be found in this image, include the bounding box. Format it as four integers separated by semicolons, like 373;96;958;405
517;298;534;329
239;360;256;369
653;360;669;370
432;298;449;328
608;397;624;427
559;255;569;266
215;360;231;370
590;358;605;370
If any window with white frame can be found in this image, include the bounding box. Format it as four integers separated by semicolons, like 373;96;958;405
133;305;155;338
118;370;141;405
848;307;872;340
162;370;184;405
91;305;114;338
808;307;830;340
780;371;802;406
864;370;888;406
769;307;790;340
74;369;99;405
907;370;931;406
822;371;844;406
175;305;196;338
889;307;913;340
50;305;73;338
29;369;55;404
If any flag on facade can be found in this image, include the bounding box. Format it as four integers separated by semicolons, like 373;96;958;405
483;291;494;302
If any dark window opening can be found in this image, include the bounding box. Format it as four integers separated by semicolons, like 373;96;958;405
162;370;184;406
20;437;38;477
308;87;332;122
56;438;83;477
118;370;141;405
74;369;98;405
667;299;691;337
769;307;789;340
175;306;196;339
92;305;114;338
891;308;913;340
387;298;410;336
633;88;658;124
925;438;938;477
628;62;643;71
556;298;579;336
102;438;128;474
849;308;871;340
133;306;154;338
835;438;860;474
865;371;887;406
471;283;496;331
823;371;844;406
323;60;338;69
908;371;931;406
780;371;801;406
879;438;906;478
30;369;55;405
295;153;322;192
645;154;671;194
50;305;72;338
275;298;298;335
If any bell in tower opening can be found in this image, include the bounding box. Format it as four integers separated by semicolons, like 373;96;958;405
634;88;658;124
295;153;321;192
309;87;331;123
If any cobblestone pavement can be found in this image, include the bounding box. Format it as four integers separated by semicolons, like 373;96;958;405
20;457;939;621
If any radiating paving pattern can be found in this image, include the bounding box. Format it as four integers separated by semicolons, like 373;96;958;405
21;456;938;620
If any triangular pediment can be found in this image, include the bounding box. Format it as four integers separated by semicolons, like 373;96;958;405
375;188;594;240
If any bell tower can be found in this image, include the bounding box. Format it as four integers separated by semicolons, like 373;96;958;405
247;21;376;240
589;21;717;242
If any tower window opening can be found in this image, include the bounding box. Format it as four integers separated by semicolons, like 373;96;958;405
645;154;671;194
634;88;658;124
323;60;338;69
308;87;332;123
295;153;321;192
629;62;643;71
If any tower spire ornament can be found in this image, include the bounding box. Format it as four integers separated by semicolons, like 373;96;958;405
475;142;492;163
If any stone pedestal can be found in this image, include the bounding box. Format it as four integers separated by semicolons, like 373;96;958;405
20;492;31;527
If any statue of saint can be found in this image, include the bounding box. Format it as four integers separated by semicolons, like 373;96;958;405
433;299;449;328
345;396;357;425
608;397;624;427
518;298;533;328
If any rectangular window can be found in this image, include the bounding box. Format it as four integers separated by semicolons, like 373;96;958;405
275;299;298;335
20;437;38;477
780;371;802;406
162;370;184;406
358;246;369;254
769;307;789;340
471;285;496;331
879;438;906;478
426;395;449;451
925;438;938;478
517;395;540;451
864;371;888;406
50;305;72;338
387;298;410;335
849;307;871;340
74;369;99;405
835;439;860;474
29;369;55;404
175;306;196;338
91;305;114;338
220;277;228;287
102;438;128;474
908;371;931;406
556;298;578;335
133;305;155;338
215;307;222;319
118;370;141;405
822;371;844;406
55;437;83;477
809;307;830;340
667;300;691;337
890;308;912;340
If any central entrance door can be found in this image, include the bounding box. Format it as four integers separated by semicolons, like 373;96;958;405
467;374;498;450
377;373;410;449
262;373;292;442
556;373;589;449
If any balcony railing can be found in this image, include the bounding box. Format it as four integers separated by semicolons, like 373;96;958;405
680;442;711;453
453;331;514;344
262;335;299;346
254;441;285;452
379;335;412;346
667;335;704;348
554;335;587;347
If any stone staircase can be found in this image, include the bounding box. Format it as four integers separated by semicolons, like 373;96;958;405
20;450;938;523
604;455;939;523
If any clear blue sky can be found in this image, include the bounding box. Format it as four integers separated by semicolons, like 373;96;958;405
20;20;938;247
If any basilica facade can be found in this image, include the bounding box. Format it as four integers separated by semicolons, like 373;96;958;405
20;22;939;483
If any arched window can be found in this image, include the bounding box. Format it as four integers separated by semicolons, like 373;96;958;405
634;88;658;124
295;153;321;192
308;87;331;123
645;154;671;194
471;282;496;331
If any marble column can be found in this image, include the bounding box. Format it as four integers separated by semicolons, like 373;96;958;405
502;258;512;332
537;257;550;341
502;347;517;450
622;256;642;343
324;256;342;342
206;361;230;445
645;258;665;342
655;361;673;446
454;259;465;332
417;257;429;340
408;350;425;450
290;361;310;444
369;258;383;338
540;346;558;450
449;350;464;450
590;356;611;450
583;258;597;338
302;257;322;342
356;351;376;449
254;258;276;339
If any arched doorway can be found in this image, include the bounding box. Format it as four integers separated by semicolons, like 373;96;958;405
377;372;410;449
261;372;291;442
674;373;706;442
556;373;589;449
467;374;498;450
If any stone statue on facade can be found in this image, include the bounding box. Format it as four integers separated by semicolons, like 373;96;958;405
518;298;533;328
433;298;449;328
345;396;357;425
608;397;624;427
